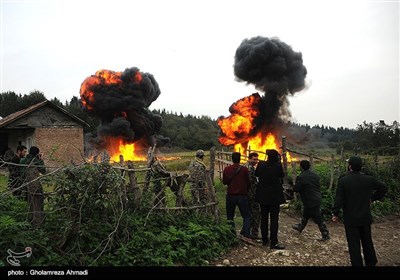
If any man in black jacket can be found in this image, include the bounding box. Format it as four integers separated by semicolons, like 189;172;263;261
292;160;330;241
332;156;387;266
255;149;285;249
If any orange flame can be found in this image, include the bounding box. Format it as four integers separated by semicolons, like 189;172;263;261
218;93;295;162
234;133;295;162
104;137;146;162
217;93;262;146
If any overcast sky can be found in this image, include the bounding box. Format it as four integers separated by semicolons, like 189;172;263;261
1;0;399;129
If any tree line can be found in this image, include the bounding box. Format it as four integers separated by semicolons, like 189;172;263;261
1;91;399;154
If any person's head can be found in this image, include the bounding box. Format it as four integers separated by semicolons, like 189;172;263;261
266;149;280;162
248;152;259;165
232;152;241;164
348;156;362;172
16;145;27;158
300;160;311;171
29;146;40;157
195;149;205;160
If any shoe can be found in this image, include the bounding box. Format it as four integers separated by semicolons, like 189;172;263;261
270;243;285;250
248;234;258;240
318;236;330;241
292;224;303;233
251;232;259;239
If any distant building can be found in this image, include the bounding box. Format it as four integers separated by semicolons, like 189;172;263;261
0;100;89;168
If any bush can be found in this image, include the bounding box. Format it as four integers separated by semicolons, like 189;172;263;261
0;163;236;266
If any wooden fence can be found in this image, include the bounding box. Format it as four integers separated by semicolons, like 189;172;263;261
211;136;400;199
0;146;221;226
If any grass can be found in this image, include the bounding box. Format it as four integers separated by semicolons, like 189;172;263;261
0;172;7;192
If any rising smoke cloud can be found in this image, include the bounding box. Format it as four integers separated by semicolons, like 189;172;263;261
234;36;307;130
80;67;169;149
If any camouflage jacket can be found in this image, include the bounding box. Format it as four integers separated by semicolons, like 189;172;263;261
151;160;170;179
245;162;258;198
188;158;206;183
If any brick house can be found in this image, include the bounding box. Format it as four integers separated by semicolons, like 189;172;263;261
0;100;89;168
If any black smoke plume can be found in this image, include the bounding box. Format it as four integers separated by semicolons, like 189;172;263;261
80;67;169;150
234;36;307;131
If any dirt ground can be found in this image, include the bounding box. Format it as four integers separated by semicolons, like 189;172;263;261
211;209;400;267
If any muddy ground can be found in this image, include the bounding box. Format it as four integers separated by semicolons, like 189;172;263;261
212;209;400;267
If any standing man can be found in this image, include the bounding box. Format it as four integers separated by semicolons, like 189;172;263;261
223;152;251;238
8;145;27;197
255;149;285;249
332;156;387;266
245;152;260;239
20;146;46;226
188;150;208;205
292;160;330;241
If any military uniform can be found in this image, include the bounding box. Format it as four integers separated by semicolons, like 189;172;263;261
188;150;207;205
245;161;260;237
20;153;46;226
151;159;171;207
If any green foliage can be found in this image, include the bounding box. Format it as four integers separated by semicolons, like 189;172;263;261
0;91;46;117
0;163;236;266
290;158;400;220
154;110;220;150
0;175;7;191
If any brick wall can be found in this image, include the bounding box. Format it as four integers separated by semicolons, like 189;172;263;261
34;127;84;168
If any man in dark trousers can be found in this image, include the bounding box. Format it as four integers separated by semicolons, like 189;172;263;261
223;152;251;238
245;152;260;239
332;156;387;266
292;160;330;241
255;149;285;249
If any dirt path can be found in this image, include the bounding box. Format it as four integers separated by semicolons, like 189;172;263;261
212;209;400;266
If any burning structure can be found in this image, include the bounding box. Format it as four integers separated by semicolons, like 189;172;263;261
80;67;168;162
218;36;307;159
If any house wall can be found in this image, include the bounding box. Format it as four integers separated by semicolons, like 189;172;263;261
34;127;84;167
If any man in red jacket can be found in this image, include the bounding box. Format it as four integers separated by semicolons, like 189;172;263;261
223;152;251;238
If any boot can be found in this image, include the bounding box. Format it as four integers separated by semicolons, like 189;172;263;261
318;222;330;241
292;218;308;233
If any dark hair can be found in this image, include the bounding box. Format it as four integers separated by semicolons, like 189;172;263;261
348;156;362;171
16;145;27;152
266;149;279;162
249;152;258;159
300;160;311;170
350;163;362;172
29;146;40;157
232;152;241;163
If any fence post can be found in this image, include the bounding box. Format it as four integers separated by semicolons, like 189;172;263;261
309;153;314;170
210;147;216;185
205;170;220;223
291;161;298;200
119;155;127;208
329;153;334;191
127;161;141;209
282;136;292;201
281;136;288;174
144;144;157;192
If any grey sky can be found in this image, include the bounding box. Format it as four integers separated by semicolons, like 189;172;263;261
1;0;399;129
